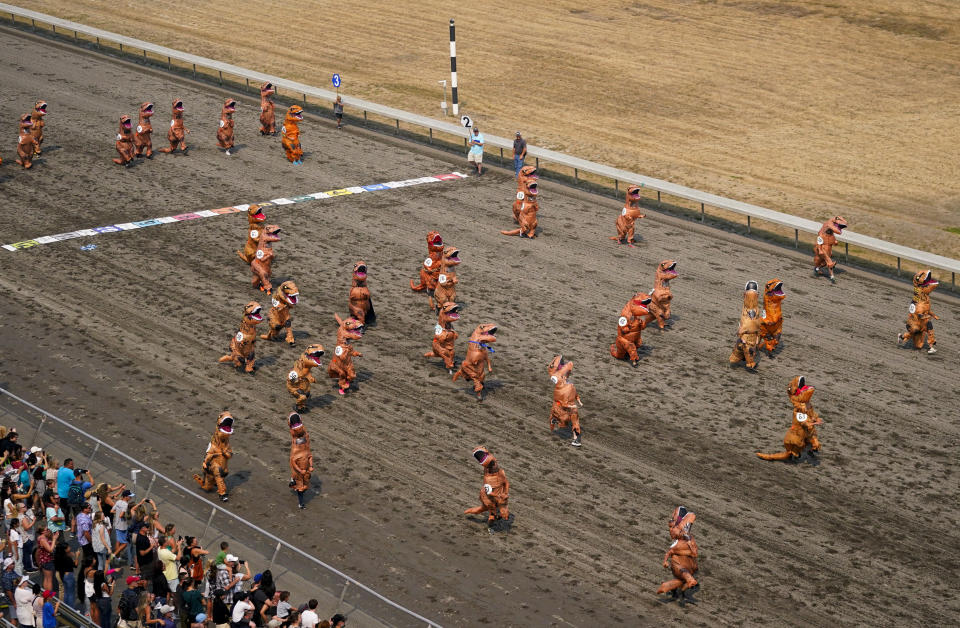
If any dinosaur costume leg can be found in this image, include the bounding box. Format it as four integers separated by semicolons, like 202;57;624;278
193;471;217;492
761;320;782;353
657;559;698;594
615;336;640;362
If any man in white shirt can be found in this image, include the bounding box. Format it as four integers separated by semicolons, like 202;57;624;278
299;599;319;628
467;127;484;176
231;594;254;625
111;490;133;565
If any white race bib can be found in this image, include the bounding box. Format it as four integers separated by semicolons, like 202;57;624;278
516;191;524;201
423;257;433;268
170;119;175;127
438;274;447;284
618;316;628;327
288;370;298;381
434;324;443;336
255;249;264;259
550;375;558;384
219;120;225;128
272;298;280;308
136;125;143;133
816;236;824;245
796;412;808;422
249;229;259;239
908;303;916;314
18;136;23;144
116;134;122;141
621;207;627;216
281;125;286;134
483;484;493;495
335;345;344;356
235;332;244;342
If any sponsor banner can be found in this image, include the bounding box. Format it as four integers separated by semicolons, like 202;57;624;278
361;183;389;191
289;195;315;203
194;210;218;218
325;188;353;196
270;198;295;205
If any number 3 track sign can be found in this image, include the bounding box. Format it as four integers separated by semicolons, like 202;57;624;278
332;73;341;88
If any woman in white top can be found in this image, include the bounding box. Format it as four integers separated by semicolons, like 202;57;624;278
14;576;36;627
8;518;23;574
91;512;110;570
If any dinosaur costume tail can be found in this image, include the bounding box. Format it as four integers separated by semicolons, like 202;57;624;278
410;278;426;291
500;228;522;236
756;451;794;461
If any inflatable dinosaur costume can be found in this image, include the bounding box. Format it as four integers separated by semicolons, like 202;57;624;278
193;412;235;502
217;302;264;373
158;98;188;154
548;355;583;447
656;506;699;601
259;82;276;135
501;178;539;238
216;98;237;155
512;165;538;222
29;100;46;156
610;292;652;366
113;115;135;167
286;344;324;411
424;302;460;373
756;376;823;461
288;412;314;510
645;260;677;329
281;105;304;164
813;216;847;282
760;279;785;355
898;269;939;354
432;247;461;311
464;446;510;529
237;205;267;264
133;102;154;158
729;281;762;370
349;261;375;325
251;225;281;294
410;231;445;299
611;185;645;245
452;324;497;401
262;280;300;345
328;314;364;395
15;114;37;169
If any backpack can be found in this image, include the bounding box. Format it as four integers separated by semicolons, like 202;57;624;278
118;589;140;621
187;555;204;581
67;482;84;507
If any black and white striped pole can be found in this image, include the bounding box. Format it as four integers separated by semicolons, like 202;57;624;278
449;18;459;116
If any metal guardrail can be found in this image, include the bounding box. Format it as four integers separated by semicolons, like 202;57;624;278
1;2;957;285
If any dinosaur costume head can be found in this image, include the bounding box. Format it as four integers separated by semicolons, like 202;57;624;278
18;113;32;132
669;506;695;538
353;261;368;282
438;302;461;326
548;355;573;384
518;165;538;181
788;375;815;405
427;231;444;253
222;98;237;116
274;281;299;307
657;260;678;283
247;204;266;224
627;292;652;317
33;101;47;117
823;216;847;236
260;82;275;97
217;411;235;435
172;98;184;114
259;224;281;244
627;185;642;201
913;269;938;290
285;105;304;122
472;446;498;470
742;281;760;315
472;324;498;345
118;115;133;135
303;344;325;367
521;178;539;200
244;302;264;323
288;411;306;436
441;247;461;267
139;102;154;119
765;279;785;299
336;315;364;344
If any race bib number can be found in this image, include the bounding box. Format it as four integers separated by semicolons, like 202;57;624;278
438;273;447;284
249;229;259;239
517;191;524;201
622;207;627;216
137;125;143;133
796;412;808;422
483;484;493;495
550;375;558;384
235;332;244;343
760;308;767;319
18;136;23;144
219;120;225;128
908;303;916;314
618;316;628;327
423;257;433;268
281;125;286;134
816;236;824;245
335;345;344;356
170;119;175;127
272;298;280;307
116;134;122;141
255;249;264;259
434;324;443;336
288;370;299;382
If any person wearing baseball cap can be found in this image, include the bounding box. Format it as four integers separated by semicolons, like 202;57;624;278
41;590;60;628
512;131;527;177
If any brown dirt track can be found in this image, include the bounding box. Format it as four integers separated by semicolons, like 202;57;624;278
1;30;959;627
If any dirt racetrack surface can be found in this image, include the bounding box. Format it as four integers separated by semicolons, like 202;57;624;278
1;31;959;627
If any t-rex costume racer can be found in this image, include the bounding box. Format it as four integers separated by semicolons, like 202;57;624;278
158;98;188;154
328;314;364;395
216;98;237;155
464;446;510;528
217;302;264;373
286;344;324;411
898;269;939;354
259;82;276;135
760;279;785;355
611;185;646;246
813;216;848;282
757;376;823;461
251;225;281;294
656;506;699;600
15;114;37;169
548;355;583;447
193;412;234;502
236;205;267;264
281;105;304;164
453;324;497;400
424;302;460;373
610;292;652;366
29;100;46;156
113;116;135;167
133;102;154;158
512;165;538;222
410;231;445;295
645;260;678;329
432;247;461;312
287;412;313;509
349;261;376;325
501;179;539;238
729;281;762;370
261;280;300;345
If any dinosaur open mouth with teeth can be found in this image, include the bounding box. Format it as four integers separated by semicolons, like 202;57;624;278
308;350;324;365
920;271;938;287
174;100;184;111
430;234;443;247
36;103;47;113
286;292;299;305
354;265;367;279
218;416;234;434
628;186;642;199
143;104;153;114
527;183;539;196
122;119;132;129
447;250;460;263
225;100;237;111
769;281;784;296
248;308;263;321
20;115;32;127
473;448;490;464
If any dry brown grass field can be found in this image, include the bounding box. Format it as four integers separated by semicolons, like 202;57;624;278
18;0;960;261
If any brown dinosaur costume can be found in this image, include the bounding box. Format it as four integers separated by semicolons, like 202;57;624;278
611;185;646;245
452;324;497;400
261;280;300;345
112;115;135;167
432;247;461;311
259;82;276;135
217;302;264;373
610;292;652;366
645;260;678;329
328;314;364;395
464;446;510;528
656;506;699;600
349;261;376;325
287;412;313;509
501;178;539;238
286;345;324;411
729;281;762;370
216;98;237;155
512;165;538;222
424;302;461;373
898;269;939;354
133;102;154;158
193;412;234;502
760;279;785;355
813;216;848;282
251;225;281;294
158;98;188;154
548;355;583;447
281;105;304;164
757;376;823;461
410;231;445;293
29;100;46;156
236;205;267;263
15;114;37;169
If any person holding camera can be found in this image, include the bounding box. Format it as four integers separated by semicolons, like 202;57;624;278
215;555;249;605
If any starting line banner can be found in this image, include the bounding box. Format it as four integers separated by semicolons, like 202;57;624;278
2;172;469;251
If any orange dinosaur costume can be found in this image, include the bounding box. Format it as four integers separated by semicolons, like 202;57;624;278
286;344;324;411
645;260;678;329
29;100;46;156
287;412;314;509
464;446;510;529
757;376;823;461
113;115;135;167
548;355;583;447
133;102;154;158
610;292;652;366
410;231;445;295
898;269;939;354
656;506;699;601
501;178;539;238
760;279;785;355
281;105;304;164
349;261;376;325
236;205;267;263
452;324;497;400
328;314;364;395
193;412;234;502
259;82;276;135
512;165;538;222
424;302;461;373
432;247;461;311
217;302;263;373
15;114;37;169
158;98;188;154
729;281;762;370
611;185;646;245
813;216;847;282
261;280;300;345
251;225;281;294
216;98;237;155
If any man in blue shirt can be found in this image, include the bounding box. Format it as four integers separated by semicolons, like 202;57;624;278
56;458;75;529
467;126;484;176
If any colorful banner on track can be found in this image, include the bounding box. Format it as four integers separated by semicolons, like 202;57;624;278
2;172;469;251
